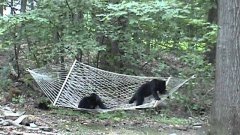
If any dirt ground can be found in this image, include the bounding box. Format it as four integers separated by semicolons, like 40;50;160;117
0;98;209;135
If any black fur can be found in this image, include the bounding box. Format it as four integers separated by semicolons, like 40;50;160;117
78;93;108;109
129;79;167;106
34;99;51;110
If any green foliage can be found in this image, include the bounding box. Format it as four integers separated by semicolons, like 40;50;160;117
155;114;189;125
12;95;25;105
94;0;216;74
0;0;105;66
171;76;214;116
0;0;217;72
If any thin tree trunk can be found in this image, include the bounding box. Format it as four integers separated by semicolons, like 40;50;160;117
14;44;20;78
0;0;3;16
30;0;34;10
207;0;218;24
210;0;240;134
12;0;27;79
204;0;218;64
20;0;27;12
10;0;13;14
9;0;21;79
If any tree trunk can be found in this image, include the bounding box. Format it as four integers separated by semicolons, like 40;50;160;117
30;0;34;10
10;0;14;14
20;0;27;12
0;0;3;16
207;0;218;24
12;0;28;79
210;0;240;135
205;0;218;64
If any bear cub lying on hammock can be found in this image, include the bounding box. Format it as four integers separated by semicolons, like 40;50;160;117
78;93;108;109
129;79;167;106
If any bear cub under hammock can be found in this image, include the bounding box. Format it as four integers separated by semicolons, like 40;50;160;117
78;93;108;109
129;79;167;106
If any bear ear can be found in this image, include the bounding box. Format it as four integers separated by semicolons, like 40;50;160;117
90;93;97;97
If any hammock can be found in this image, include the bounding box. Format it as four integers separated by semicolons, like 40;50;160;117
27;59;195;113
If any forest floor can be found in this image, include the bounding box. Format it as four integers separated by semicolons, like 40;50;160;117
0;94;209;135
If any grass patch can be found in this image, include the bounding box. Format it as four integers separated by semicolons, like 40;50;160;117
96;111;127;121
51;107;92;118
51;108;189;126
154;115;189;125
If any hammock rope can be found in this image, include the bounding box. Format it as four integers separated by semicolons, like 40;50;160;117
27;59;195;112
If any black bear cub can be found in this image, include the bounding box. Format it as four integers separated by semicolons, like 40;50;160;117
129;79;167;106
78;93;108;109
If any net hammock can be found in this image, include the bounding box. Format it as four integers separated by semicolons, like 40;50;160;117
27;59;195;113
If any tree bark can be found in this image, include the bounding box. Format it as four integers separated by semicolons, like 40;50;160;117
210;0;240;134
10;0;14;14
205;0;218;64
30;0;34;10
20;0;27;12
0;0;3;16
207;0;218;24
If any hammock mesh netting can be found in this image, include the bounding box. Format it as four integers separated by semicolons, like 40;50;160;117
27;60;194;112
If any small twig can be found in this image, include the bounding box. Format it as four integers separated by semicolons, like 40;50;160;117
202;87;214;99
141;62;149;69
65;0;74;22
6;2;18;14
186;105;193;117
